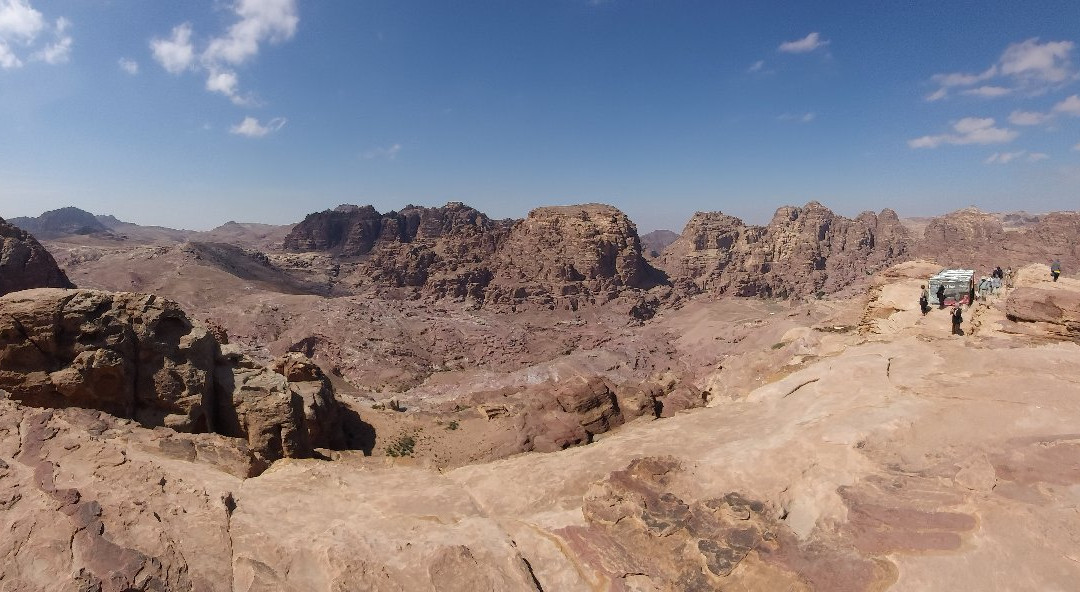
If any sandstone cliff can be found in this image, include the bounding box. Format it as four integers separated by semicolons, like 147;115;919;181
659;202;912;297
0;217;75;296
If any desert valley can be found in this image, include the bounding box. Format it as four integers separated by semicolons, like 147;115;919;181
0;201;1079;591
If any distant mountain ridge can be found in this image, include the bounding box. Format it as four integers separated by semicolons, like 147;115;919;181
9;207;112;239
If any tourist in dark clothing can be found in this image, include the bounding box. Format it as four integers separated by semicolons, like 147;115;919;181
919;285;929;315
951;305;963;335
1051;260;1062;282
936;284;946;309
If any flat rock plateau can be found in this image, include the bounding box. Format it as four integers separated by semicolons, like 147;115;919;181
1;203;1079;591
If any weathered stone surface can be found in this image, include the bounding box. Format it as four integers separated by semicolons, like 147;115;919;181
0;217;75;296
0;288;216;431
0;288;350;463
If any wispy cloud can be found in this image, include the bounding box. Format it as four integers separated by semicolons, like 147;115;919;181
925;38;1076;101
984;150;1050;164
229;116;286;138
909;117;1018;149
361;143;403;160
151;0;298;106
777;112;816;123
150;23;195;74
748;60;764;73
960;85;1012;98
118;57;138;75
778;32;829;54
1008;110;1052;125
0;1;70;69
1055;94;1080;116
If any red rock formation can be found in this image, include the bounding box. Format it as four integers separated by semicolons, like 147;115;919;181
0;217;75;296
659;202;912;297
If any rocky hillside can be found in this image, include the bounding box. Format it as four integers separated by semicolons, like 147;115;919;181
658;201;912;297
915;207;1080;274
0;217;75;296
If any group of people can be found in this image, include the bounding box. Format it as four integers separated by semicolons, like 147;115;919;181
918;283;967;335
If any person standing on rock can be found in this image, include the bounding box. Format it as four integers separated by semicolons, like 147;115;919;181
919;285;929;315
1005;267;1014;288
951;305;964;336
1051;260;1062;282
936;284;946;309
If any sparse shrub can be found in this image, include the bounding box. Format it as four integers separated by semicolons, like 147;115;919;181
446;421;459;431
385;434;416;457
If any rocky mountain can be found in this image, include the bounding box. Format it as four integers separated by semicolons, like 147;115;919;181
640;229;680;257
913;208;1080;275
0;217;75;296
283;202;663;309
8;207;112;239
659;201;912;297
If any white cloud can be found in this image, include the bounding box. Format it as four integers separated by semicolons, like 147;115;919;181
931;67;996;88
229;116;286;138
361;143;403;160
205;67;254;105
0;2;70;69
778;32;828;54
925;88;949;102
203;0;298;66
1027;152;1049;161
151;22;195;74
151;1;298;107
31;17;70;64
1073;142;1080;151
961;85;1012;98
909;117;1019;149
925;39;1076;100
999;38;1074;83
1009;110;1052;125
0;0;45;42
118;57;138;75
985;151;1025;164
748;60;764;73
1053;94;1080;116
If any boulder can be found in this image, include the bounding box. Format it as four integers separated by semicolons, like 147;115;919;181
1004;287;1080;338
0;217;75;296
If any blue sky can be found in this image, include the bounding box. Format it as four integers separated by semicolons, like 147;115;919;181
1;0;1079;232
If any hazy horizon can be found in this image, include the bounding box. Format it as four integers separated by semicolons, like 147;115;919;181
2;1;1079;232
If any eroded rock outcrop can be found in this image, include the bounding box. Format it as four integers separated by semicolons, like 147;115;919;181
659;202;911;297
0;217;75;296
0;288;348;463
1004;286;1080;339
